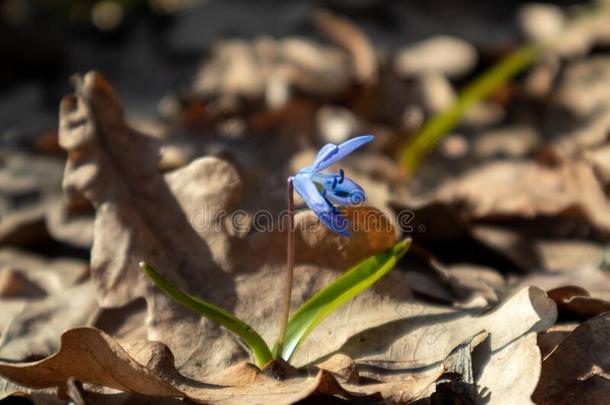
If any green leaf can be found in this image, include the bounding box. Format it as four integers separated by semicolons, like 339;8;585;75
275;238;411;361
400;44;541;173
139;262;273;367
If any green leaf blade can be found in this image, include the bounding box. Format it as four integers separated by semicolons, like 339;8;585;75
278;238;411;361
139;262;273;367
400;44;541;173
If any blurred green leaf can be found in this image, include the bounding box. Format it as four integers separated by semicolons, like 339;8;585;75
275;238;411;361
139;262;273;367
401;44;541;173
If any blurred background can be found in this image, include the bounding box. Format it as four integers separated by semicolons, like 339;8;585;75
0;0;597;142
1;0;609;265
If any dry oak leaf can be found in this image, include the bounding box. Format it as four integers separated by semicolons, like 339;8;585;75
547;285;610;321
57;71;402;376
0;251;98;401
475;332;541;405
537;323;579;359
0;328;182;398
0;151;63;247
533;313;610;405
420;160;610;238
191;35;353;107
0;249;97;362
0;327;382;404
518;264;610;302
332;286;556;370
313;353;443;403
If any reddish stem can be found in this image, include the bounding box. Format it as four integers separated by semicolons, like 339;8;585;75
276;176;295;359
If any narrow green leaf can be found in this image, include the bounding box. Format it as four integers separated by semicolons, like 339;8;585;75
400;44;541;173
139;262;273;367
276;238;411;361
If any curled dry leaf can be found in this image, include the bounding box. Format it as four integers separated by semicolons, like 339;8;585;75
0;249;87;296
394;35;477;79
0;283;98;362
554;57;610;118
549;110;610;159
585;144;610;188
333;286;556;369
44;196;94;249
537;323;579;359
518;3;565;43
0;250;99;400
547;285;610;321
533;313;610;404
418;160;610;238
519;265;610;302
534;239;605;274
0;327;383;404
0;328;182;398
0;151;92;249
192;35;354;108
475;332;541;405
442;263;506;305
0;249;96;362
315;10;377;84
0;152;63;247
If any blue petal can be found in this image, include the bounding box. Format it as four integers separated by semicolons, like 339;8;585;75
319;211;350;237
293;173;351;237
312;172;366;206
293;173;330;216
309;135;374;173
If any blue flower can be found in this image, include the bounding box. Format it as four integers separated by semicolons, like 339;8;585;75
292;135;374;236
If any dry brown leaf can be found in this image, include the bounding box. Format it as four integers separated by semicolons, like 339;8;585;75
473;125;541;159
533;4;610;57
315;10;377;84
519;265;610;301
533;313;610;404
475;332;541;405
470;225;540;272
0;151;63;247
394;36;477;79
586;144;610;187
45;196;94;248
0;282;99;361
0;249;87;296
535;239;605;273
442;263;506;304
0;268;46;299
0;262;99;401
550;110;610;159
354;365;443;404
0;328;182;397
419;159;610;238
0;153;93;250
553;57;610;118
537;323;578;359
547;285;610;321
191;35;354;108
0;249;96;361
316;286;556;369
0;327;383;404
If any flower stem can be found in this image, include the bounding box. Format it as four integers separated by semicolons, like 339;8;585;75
276;176;295;359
